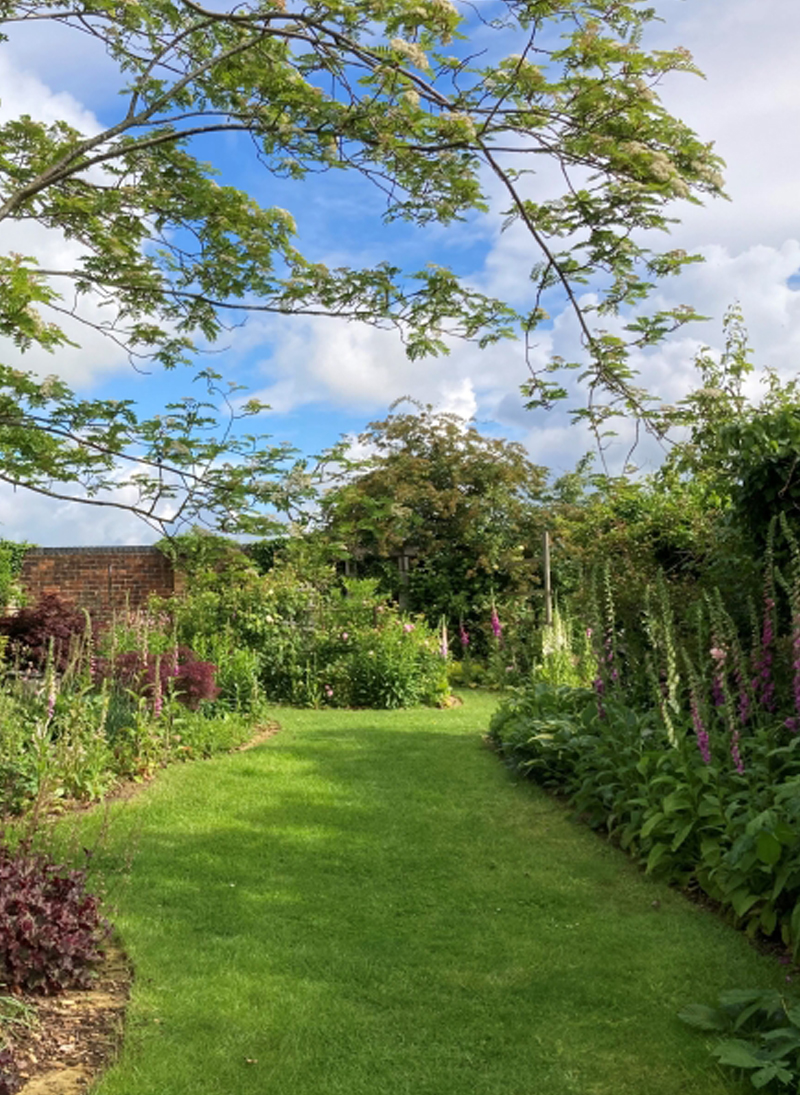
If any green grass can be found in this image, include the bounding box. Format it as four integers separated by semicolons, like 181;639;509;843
66;691;786;1095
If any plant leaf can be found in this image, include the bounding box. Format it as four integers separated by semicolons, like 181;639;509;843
677;1004;729;1032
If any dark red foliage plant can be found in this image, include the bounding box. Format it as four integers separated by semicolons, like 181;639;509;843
0;593;88;672
0;845;108;995
97;645;219;709
0;1048;20;1095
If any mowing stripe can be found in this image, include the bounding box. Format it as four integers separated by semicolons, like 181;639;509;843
87;693;778;1095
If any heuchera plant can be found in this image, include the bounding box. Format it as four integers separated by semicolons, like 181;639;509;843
0;593;88;671
0;1047;21;1095
0;846;108;994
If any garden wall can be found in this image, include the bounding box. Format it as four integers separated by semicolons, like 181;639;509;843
20;546;182;620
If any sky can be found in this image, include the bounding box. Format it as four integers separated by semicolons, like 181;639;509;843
1;0;799;545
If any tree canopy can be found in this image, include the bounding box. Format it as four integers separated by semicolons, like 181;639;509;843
320;401;547;632
0;0;723;533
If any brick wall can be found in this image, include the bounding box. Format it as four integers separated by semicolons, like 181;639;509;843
20;547;181;620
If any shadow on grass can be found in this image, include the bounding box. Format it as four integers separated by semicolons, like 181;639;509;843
92;723;773;1095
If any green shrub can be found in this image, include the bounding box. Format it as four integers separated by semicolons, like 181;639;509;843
490;678;800;955
159;559;450;710
166;706;257;758
320;616;448;709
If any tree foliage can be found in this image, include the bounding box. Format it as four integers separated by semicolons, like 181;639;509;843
320;400;547;631
662;307;800;555
0;0;723;531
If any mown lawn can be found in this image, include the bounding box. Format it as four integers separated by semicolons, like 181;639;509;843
70;692;784;1095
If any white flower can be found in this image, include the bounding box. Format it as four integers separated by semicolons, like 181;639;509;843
390;38;430;72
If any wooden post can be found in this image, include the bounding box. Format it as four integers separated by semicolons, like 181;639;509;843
398;551;410;611
543;529;553;626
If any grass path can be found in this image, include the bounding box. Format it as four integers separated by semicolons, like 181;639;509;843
78;692;783;1095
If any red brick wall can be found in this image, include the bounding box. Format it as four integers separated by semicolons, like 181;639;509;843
20;547;181;620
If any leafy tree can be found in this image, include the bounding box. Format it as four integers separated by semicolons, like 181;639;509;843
660;306;800;566
320;401;548;636
549;310;800;648
0;0;722;532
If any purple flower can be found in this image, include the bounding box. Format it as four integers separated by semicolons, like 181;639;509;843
690;691;711;765
730;728;745;775
711;676;725;707
593;677;606;720
459;624;470;649
753;596;776;711
792;614;800;718
490;608;502;641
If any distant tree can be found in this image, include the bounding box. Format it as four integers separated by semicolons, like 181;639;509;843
320;401;548;634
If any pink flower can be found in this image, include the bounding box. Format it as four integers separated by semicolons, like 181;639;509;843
341;632;349;641
459;624;470;648
46;679;56;721
403;623;415;633
490;608;502;641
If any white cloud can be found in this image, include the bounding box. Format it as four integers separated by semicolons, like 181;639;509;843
248;314;522;420
0;483;158;547
0;56;137;389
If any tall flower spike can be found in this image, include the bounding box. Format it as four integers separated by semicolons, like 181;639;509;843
439;619;449;660
690;689;711;765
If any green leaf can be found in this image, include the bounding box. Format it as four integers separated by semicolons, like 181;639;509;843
697;795;723;818
730;889;761;918
700;836;722;865
751;1063;793;1088
671;821;694;853
756;831;782;867
646;842;670;874
712;1039;764;1069
760;906;778;936
774;821;796;846
640;812;665;838
662;789;690;815
677;1004;729;1032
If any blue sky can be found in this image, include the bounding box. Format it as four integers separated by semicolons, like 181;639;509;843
1;0;800;545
